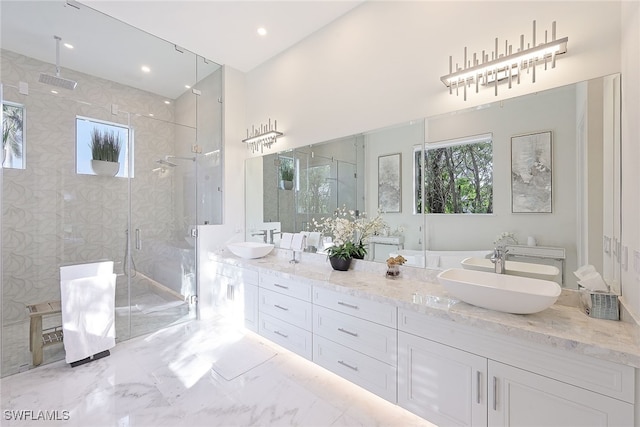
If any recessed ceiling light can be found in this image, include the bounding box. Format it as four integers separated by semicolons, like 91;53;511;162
257;27;267;36
63;43;74;49
50;90;58;94
164;100;171;105
149;113;154;117
141;65;151;73
185;85;191;89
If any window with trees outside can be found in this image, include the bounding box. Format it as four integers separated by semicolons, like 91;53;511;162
414;133;493;214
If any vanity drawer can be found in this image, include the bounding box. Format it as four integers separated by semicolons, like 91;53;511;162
313;305;397;365
313;335;397;403
259;313;312;360
260;272;312;302
313;287;397;328
259;288;312;331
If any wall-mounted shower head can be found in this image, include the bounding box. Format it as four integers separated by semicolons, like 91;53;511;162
156;158;178;167
166;155;196;162
39;36;77;90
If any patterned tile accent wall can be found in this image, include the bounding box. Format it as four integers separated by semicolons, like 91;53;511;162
1;49;184;324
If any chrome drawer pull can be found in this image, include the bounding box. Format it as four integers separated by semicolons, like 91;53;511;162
337;301;359;310
273;283;289;290
338;360;358;371
493;376;497;410
274;304;289;311
337;327;358;337
274;331;288;338
476;371;481;404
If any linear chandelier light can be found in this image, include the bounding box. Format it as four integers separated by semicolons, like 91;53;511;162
243;119;283;154
441;21;568;101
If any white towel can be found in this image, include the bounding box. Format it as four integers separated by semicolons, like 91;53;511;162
291;233;306;251
60;261;114;281
280;233;293;249
60;274;116;363
574;264;609;292
307;232;322;248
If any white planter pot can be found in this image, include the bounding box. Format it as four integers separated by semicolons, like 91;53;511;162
280;179;293;190
91;160;120;177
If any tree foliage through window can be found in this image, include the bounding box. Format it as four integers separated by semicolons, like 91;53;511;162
416;138;493;214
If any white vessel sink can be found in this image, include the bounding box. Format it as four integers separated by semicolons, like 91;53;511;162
461;257;560;282
437;268;561;314
227;242;274;259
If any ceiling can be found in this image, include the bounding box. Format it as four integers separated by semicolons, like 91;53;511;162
0;0;362;99
80;0;364;72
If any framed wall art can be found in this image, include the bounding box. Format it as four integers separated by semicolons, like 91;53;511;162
511;131;552;213
378;153;402;213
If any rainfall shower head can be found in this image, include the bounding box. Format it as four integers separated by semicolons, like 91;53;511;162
39;35;77;90
156;159;178;167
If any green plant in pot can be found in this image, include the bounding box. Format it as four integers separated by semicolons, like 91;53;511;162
280;161;294;190
90;128;122;176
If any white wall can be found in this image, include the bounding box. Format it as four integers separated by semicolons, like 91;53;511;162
245;1;621;151
620;0;640;319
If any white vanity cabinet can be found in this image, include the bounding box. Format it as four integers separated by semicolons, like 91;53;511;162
398;308;635;427
258;272;313;359
207;262;258;328
312;287;398;402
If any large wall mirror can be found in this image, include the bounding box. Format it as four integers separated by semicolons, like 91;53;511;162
245;74;621;291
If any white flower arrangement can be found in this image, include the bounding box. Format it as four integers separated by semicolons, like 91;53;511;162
493;231;518;247
312;206;387;247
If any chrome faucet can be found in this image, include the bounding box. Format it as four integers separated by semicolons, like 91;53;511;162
490;247;509;274
268;229;281;244
251;230;268;243
251;229;280;244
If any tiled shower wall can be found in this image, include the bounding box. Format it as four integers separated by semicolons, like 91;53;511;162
1;49;180;325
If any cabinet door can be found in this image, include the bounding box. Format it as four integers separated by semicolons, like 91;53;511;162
488;361;633;427
398;331;487;427
243;283;258;332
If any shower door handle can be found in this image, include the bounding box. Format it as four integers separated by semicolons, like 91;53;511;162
135;228;142;250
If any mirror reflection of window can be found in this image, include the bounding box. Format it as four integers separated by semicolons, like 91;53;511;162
75;116;132;178
2;101;25;169
415;133;493;214
298;163;331;214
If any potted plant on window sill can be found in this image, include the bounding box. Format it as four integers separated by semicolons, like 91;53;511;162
90;128;121;176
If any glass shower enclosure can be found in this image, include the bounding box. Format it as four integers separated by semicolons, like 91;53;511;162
0;1;223;377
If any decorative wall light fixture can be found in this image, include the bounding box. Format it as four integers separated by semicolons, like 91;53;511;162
243;119;283;153
441;21;568;101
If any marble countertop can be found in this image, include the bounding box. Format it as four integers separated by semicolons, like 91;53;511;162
208;250;640;368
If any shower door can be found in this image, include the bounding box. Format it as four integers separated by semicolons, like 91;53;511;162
125;114;198;339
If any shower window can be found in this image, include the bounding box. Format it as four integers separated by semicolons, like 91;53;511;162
2;101;25;170
75;116;133;178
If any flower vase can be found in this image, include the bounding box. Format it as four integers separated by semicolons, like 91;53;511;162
386;264;400;278
329;256;352;271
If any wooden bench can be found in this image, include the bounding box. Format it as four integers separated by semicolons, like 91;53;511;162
26;300;63;366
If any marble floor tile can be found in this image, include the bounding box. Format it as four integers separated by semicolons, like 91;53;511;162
1;319;435;427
